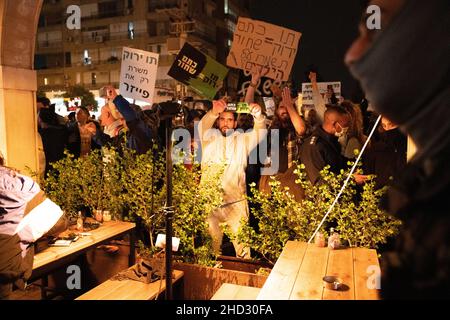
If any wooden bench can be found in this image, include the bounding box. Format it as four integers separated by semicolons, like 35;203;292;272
257;241;380;300
76;268;184;300
211;283;261;300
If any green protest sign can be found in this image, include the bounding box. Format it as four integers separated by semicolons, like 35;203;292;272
168;42;229;100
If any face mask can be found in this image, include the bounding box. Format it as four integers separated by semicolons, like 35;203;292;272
334;123;348;138
347;0;450;162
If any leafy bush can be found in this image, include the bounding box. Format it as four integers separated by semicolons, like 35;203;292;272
235;163;401;263
43;146;223;266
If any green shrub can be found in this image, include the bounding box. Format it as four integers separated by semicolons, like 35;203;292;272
43;146;223;266
235;163;401;263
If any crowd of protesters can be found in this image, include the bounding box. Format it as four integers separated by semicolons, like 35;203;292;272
33;67;408;262
1;0;446;300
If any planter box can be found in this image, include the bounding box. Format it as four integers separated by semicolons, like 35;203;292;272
172;258;269;300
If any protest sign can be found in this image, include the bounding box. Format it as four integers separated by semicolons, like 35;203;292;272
237;69;285;97
168;42;229;100
227;17;301;82
263;97;276;117
301;82;341;105
119;47;159;104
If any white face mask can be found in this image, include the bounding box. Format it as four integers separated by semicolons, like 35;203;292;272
334;123;348;138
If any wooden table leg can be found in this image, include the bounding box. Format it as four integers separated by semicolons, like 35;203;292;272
129;230;136;266
41;276;48;300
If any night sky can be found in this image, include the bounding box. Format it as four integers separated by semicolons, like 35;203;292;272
250;0;366;101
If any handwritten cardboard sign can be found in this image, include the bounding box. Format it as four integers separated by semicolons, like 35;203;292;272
227;17;301;82
237;69;285;97
119;47;159;104
301;82;341;105
168;42;229;100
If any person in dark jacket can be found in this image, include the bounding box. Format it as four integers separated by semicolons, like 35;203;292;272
363;116;407;190
38;108;68;176
345;0;449;298
299;105;350;185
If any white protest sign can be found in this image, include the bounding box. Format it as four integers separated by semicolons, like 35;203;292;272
120;47;159;104
227;17;301;82
263;97;276;117
301;82;341;105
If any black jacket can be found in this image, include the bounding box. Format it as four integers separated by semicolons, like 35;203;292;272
299;126;346;185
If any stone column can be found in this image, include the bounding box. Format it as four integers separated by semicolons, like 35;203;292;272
0;0;43;173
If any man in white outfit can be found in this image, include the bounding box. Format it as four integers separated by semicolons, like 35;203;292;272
198;99;266;259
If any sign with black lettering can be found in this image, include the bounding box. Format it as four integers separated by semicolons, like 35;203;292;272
227;17;301;82
237;70;285;98
301;82;341;105
168;42;229;100
120;47;159;104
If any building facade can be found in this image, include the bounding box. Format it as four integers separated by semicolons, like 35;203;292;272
35;0;250;105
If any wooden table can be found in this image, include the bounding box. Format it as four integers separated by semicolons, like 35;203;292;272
257;241;380;300
31;221;136;298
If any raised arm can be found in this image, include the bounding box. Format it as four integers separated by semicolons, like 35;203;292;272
103;84;138;122
309;71;326;123
281;87;306;136
198;99;227;145
244;67;264;104
244;103;267;155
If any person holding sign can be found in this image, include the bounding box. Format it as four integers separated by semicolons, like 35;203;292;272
198;99;266;259
93;85;155;155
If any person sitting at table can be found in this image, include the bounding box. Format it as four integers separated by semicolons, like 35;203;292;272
0;152;67;299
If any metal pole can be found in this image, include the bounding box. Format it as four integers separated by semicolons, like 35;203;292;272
165;117;173;300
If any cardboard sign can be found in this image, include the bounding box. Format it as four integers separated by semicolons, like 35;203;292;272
168;42;229;100
119;47;159;104
301;82;341;105
227;17;301;82
237;70;285;97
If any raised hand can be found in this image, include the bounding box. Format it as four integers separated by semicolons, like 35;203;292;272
104;85;118;100
308;71;317;83
250;103;263;120
212;99;227;116
281;86;294;107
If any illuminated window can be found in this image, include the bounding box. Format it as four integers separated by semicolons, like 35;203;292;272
128;22;135;39
83;49;91;65
44;78;48;85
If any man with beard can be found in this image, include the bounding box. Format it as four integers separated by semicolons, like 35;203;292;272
269;87;306;174
345;0;449;298
198;99;266;258
258;87;306;201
